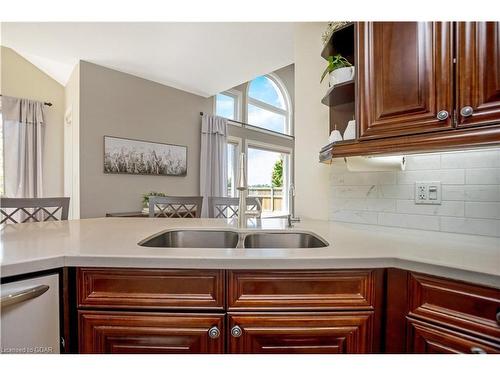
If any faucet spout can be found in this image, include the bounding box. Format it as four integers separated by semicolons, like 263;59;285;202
237;153;248;228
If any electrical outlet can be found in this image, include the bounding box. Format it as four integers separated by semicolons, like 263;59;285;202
415;182;441;205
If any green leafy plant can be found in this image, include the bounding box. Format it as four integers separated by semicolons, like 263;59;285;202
271;158;283;188
142;191;168;207
320;54;352;83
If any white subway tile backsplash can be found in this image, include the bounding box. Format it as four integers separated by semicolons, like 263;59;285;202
396;200;464;217
405;154;441;170
440;217;500;237
332;185;379;199
379;185;414;199
464;185;500;202
378;212;440;231
330;210;379;225
465;202;500;219
465;169;500;185
335;198;396;212
397;169;465;185
441;185;465;201
329;148;500;237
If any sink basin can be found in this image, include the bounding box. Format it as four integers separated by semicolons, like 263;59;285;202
139;230;240;248
243;232;328;248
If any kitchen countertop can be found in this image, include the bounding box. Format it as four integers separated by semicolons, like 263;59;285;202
1;218;499;287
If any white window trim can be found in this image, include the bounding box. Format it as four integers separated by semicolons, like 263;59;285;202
245;139;293;215
214;89;242;123
245;73;293;136
227;136;242;197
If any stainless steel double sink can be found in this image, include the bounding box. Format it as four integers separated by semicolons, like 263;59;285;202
138;229;328;249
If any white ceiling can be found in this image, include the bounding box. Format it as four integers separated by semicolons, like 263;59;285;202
1;22;294;97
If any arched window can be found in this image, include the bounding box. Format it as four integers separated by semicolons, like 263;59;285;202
246;74;291;135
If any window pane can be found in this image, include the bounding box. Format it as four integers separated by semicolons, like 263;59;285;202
215;93;235;120
248;104;286;134
248;76;285;109
247;147;289;217
227;142;237;197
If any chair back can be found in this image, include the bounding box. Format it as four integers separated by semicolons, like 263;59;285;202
0;197;70;224
208;196;262;219
148;196;203;218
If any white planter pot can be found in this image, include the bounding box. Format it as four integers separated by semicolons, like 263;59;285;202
330;66;355;86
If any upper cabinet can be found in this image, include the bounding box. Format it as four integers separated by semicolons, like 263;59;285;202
321;22;500;160
358;22;454;139
456;22;500;128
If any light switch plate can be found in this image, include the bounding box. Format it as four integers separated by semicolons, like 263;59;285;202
415;181;441;205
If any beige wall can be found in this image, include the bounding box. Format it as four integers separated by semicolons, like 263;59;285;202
293;23;331;220
0;46;65;197
79;61;212;218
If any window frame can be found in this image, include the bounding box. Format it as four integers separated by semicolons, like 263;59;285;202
226;135;242;198
245;139;293;216
214;89;242;123
245;73;292;136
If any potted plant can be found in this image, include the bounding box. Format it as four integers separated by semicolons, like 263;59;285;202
320;54;354;86
142;191;168;213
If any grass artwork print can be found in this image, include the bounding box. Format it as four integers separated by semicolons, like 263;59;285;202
104;136;187;176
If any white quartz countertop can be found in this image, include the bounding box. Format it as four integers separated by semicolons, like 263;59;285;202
1;218;499;287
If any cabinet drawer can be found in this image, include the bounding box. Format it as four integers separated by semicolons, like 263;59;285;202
408;272;500;343
77;268;224;310
79;311;224;353
228;312;373;354
407;318;500;354
228;270;378;310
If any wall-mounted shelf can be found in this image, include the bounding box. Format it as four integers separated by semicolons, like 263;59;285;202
321;23;355;61
321;80;354;107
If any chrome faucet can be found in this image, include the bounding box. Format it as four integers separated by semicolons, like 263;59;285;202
236;153;260;228
287;183;300;227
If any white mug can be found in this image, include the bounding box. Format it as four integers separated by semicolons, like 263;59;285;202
329;129;343;143
343;120;356;140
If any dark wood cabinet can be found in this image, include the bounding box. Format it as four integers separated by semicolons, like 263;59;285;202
323;21;500;160
407;318;500;354
358;22;454;139
228;312;373;354
456;22;500;128
79;311;224;354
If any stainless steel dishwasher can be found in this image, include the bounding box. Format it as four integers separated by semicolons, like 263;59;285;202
1;273;60;354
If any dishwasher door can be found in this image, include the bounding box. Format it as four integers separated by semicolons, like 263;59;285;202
0;273;60;354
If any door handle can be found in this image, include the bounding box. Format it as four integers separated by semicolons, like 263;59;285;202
0;285;50;308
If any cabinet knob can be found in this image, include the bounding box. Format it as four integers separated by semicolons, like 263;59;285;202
437;110;449;121
470;347;487;354
231;325;243;338
460;106;473;117
496;311;500;325
208;326;220;339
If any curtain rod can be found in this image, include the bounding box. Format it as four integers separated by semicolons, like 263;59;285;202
199;111;294;140
0;94;52;107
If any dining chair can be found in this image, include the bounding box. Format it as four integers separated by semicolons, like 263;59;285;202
0;197;70;224
148;196;203;218
208;196;262;219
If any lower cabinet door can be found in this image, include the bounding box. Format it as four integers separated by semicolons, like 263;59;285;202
407;318;500;354
79;311;224;353
228;312;373;354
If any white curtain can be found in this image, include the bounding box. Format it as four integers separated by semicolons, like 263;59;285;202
200;114;228;217
1;96;45;198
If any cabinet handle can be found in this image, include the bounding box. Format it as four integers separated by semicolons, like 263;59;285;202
208;326;220;339
437;110;449;121
231;325;243;338
496;311;500;325
460;106;473;117
470;347;487;354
